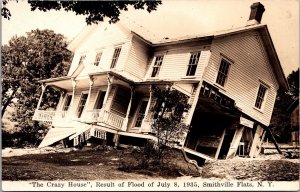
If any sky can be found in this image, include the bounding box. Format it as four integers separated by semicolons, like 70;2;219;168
2;0;299;77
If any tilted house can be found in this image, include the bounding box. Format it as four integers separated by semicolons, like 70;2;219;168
33;2;288;160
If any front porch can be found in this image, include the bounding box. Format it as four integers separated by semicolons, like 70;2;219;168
33;108;125;130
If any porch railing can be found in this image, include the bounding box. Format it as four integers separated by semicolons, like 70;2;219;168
99;110;124;129
82;109;125;130
33;109;125;130
82;109;102;123
32;110;56;122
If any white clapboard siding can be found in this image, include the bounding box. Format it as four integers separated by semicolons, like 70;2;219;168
203;31;279;126
125;36;150;79
146;48;211;80
68;23;131;76
158;52;190;79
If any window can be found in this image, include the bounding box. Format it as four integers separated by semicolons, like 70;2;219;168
78;55;86;65
151;55;164;77
186;52;201;76
77;93;88;118
216;58;231;86
134;100;149;127
94;52;102;66
255;84;267;109
62;95;72;111
110;47;122;68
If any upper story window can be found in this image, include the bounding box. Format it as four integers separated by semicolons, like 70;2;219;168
186;52;201;76
216;58;231;87
62;95;72;111
78;55;86;65
110;47;122;69
255;84;268;109
151;55;164;77
94;52;102;66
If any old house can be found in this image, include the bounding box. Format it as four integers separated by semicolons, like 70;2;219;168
33;2;288;160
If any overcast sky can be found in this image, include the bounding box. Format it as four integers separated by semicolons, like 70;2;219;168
2;0;299;76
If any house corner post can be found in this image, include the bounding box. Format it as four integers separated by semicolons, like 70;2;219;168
85;75;94;111
70;78;77;115
102;74;114;111
36;83;47;111
141;85;153;133
56;90;67;112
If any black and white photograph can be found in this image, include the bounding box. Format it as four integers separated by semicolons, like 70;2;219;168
1;0;299;191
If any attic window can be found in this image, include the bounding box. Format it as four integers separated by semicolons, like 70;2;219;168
216;58;231;87
78;55;86;65
255;84;268;109
110;47;122;69
94;52;102;66
186;52;201;76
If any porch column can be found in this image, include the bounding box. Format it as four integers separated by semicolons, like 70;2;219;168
55;90;66;111
85;75;94;110
70;78;77;115
103;74;114;110
36;83;47;111
141;85;153;133
121;86;135;131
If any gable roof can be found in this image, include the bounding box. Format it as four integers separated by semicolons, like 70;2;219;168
67;22;288;90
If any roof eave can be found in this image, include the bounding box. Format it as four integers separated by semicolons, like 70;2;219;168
39;76;72;84
258;26;289;90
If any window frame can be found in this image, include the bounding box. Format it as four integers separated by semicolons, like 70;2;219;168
254;82;268;110
94;51;102;66
186;51;201;76
216;56;232;87
110;47;122;69
150;55;164;78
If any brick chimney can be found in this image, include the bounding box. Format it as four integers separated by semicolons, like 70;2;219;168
247;2;265;26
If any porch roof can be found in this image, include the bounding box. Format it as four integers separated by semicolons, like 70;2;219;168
39;70;200;92
38;128;77;148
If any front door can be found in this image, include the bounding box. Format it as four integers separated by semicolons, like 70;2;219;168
134;100;148;128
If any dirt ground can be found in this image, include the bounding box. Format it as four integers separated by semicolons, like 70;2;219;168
2;147;299;181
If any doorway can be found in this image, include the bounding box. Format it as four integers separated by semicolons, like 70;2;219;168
218;128;235;159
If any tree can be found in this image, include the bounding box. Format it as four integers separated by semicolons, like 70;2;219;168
2;1;162;24
270;68;299;143
1;29;72;146
150;86;190;165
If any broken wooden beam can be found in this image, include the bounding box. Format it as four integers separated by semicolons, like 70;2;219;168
266;127;282;154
